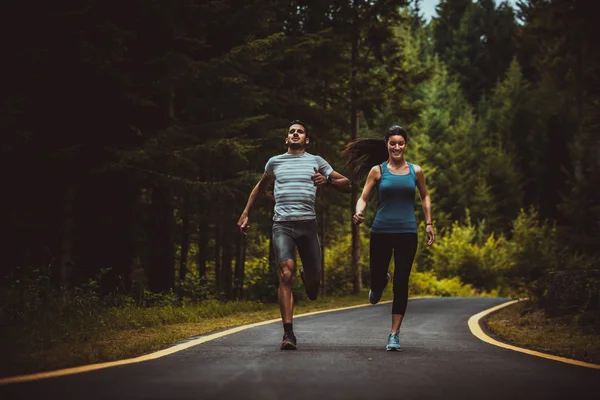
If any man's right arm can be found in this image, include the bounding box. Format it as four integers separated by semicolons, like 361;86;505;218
237;173;274;234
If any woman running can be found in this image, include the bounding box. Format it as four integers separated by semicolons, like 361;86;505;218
343;125;435;351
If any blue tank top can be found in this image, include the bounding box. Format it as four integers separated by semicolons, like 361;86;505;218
371;162;418;234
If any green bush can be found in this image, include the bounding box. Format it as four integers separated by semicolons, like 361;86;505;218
504;207;560;300
428;219;500;291
425;207;566;298
409;271;477;297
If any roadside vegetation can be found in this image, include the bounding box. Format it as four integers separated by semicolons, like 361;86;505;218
486;300;600;365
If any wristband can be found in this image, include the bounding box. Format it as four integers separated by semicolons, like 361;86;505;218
326;174;332;186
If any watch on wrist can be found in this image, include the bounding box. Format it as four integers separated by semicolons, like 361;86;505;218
326;174;332;186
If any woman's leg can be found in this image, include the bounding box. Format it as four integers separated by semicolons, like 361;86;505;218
370;232;393;298
390;233;418;334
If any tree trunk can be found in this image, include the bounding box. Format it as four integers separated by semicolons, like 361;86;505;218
319;196;326;297
147;184;175;293
214;216;222;293
320;78;328;297
221;229;233;300
350;21;362;294
179;198;190;286
234;232;246;300
198;224;208;282
59;184;75;299
105;173;137;295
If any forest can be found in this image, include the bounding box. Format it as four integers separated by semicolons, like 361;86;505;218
1;0;599;329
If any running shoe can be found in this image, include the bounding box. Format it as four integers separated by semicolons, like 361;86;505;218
386;331;401;351
369;272;391;304
280;331;297;350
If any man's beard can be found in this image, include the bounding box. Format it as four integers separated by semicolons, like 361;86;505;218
288;142;304;150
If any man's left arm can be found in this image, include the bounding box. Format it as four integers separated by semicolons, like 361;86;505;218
313;167;351;192
326;170;351;192
314;157;351;193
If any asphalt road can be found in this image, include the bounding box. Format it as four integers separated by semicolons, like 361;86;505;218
2;297;599;400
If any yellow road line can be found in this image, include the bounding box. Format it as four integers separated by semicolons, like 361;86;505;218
468;299;600;370
0;297;425;385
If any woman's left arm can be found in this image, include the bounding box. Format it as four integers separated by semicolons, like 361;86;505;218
415;165;435;246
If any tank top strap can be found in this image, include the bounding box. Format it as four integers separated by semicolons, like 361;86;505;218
380;162;387;176
407;162;416;182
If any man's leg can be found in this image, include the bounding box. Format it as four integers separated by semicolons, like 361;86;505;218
272;222;298;350
295;220;321;301
278;259;295;325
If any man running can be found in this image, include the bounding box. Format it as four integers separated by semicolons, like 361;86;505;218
237;120;351;350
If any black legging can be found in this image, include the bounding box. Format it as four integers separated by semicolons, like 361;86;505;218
369;232;418;315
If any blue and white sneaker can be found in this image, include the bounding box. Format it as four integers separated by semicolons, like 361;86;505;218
369;272;391;304
386;331;401;351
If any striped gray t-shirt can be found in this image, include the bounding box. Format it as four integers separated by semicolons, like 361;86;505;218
265;152;334;221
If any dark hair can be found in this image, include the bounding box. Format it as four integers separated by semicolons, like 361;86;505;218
289;119;309;138
386;125;407;143
342;125;408;179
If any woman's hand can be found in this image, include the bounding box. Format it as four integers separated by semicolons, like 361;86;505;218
353;212;364;225
426;224;435;246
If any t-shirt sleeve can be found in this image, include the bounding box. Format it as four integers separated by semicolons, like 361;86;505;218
316;156;334;176
264;157;275;177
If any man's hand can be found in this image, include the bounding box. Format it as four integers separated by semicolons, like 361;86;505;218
311;167;328;186
352;212;364;225
237;212;249;235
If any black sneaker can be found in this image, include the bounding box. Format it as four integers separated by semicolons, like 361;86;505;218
280;331;297;350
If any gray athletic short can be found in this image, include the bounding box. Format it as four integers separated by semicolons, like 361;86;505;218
272;219;321;274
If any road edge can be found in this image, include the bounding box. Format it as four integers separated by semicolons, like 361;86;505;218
468;299;600;370
0;296;428;385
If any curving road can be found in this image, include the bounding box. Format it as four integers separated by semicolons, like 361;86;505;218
2;297;599;399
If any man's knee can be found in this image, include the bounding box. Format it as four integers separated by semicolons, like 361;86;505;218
279;260;295;286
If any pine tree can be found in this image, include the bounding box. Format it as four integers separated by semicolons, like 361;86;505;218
434;0;517;104
477;59;528;231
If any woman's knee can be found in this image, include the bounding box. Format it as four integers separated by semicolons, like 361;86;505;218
392;280;409;297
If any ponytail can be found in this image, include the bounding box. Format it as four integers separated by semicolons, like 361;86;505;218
342;126;408;179
342;138;388;180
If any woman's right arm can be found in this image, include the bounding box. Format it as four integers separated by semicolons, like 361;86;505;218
353;166;380;225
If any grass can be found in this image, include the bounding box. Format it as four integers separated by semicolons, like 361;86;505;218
1;290;396;378
485;300;600;365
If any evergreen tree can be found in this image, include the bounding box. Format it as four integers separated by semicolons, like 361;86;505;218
477;59;528;231
434;0;517;104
